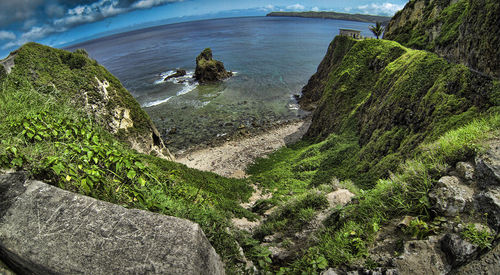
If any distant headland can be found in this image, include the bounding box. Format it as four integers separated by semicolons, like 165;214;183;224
266;11;391;24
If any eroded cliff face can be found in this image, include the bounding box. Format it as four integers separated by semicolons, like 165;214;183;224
0;43;173;160
298;36;499;186
384;0;500;78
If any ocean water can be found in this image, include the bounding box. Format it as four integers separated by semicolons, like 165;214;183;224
66;16;374;152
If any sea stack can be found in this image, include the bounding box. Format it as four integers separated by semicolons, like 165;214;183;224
194;48;232;83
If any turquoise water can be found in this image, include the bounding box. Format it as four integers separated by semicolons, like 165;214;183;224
67;16;374;152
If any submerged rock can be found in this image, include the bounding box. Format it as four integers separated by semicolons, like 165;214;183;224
194;48;232;83
165;69;187;81
0;173;224;275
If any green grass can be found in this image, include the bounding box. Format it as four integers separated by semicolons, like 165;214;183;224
0;44;255;272
2;37;499;274
246;37;500;272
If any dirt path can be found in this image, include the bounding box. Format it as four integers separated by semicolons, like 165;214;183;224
176;120;311;178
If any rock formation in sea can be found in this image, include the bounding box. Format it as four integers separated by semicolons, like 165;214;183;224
194;48;232;83
165;69;187;81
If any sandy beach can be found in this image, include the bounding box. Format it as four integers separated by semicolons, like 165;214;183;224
176;120;311;178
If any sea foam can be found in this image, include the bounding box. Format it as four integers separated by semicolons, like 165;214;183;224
142;96;173;108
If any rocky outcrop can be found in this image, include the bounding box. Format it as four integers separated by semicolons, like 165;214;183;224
165;69;187;81
0;172;224;274
428;176;474;217
455;241;500;274
0;43;173;160
194;48;232;83
384;0;500;78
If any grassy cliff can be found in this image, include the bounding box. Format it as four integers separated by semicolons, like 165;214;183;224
248;36;499;272
384;0;500;78
294;36;499;189
0;43;255;272
266;11;391;24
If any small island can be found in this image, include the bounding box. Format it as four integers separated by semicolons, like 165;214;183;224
194;48;232;83
267;11;391;24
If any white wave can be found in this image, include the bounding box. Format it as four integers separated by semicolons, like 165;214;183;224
154;70;176;84
176;82;198;96
142;96;173;108
165;71;195;84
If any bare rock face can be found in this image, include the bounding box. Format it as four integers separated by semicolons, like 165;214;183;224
0;173;224;275
428;176;474;217
455;240;500;274
441;233;479;267
194;48;232;83
394;235;451;275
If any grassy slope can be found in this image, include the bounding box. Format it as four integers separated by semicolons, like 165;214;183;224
0;43;254;272
253;37;498;190
384;0;500;78
247;37;500;272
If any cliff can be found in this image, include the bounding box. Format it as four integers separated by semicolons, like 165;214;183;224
384;0;500;78
251;32;499;273
267;11;391;24
298;36;498;187
0;43;256;272
0;43;173;159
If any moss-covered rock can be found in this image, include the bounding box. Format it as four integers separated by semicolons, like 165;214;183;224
194;48;232;83
298;37;498;187
384;0;500;78
0;42;172;159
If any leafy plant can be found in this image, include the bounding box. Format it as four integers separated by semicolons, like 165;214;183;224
369;21;384;39
461;223;494;249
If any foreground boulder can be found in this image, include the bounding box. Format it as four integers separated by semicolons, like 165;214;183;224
194;48;232;83
0;173;224;275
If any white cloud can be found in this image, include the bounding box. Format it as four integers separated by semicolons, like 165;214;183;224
357;2;404;16
0;31;16;40
3;0;185;52
311;6;319;12
286;3;305;11
265;4;275;10
3;26;56;49
132;0;179;9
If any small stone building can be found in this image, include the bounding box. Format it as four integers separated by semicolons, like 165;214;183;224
339;29;361;39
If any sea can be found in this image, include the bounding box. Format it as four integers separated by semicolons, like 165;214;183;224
66;16;374;152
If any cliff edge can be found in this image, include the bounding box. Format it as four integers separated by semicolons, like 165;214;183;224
384;0;500;78
0;43;173;160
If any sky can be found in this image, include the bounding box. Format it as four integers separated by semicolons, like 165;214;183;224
0;0;409;58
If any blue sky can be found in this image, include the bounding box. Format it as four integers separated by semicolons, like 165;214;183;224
0;0;409;58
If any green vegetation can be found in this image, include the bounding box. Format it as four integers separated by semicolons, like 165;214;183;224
266;11;391;24
0;43;255;272
369;21;384;39
246;37;500;271
461;223;494;249
1;32;499;273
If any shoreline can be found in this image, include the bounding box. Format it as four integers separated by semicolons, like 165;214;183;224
176;118;311;178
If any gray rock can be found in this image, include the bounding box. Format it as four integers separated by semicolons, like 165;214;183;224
475;142;500;189
0;173;224;275
455;241;500;275
428;176;474;217
321;268;340;275
476;188;500;231
440;233;479;267
456;162;475;183
394;235;450;275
